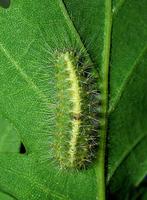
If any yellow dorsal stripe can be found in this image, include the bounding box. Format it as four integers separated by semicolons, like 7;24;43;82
64;52;81;166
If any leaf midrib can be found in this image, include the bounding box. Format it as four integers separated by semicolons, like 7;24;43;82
94;1;112;200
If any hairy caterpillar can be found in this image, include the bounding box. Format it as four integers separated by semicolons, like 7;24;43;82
51;50;100;170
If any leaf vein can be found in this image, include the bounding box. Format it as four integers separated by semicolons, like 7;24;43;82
0;43;50;106
108;133;147;182
108;46;147;114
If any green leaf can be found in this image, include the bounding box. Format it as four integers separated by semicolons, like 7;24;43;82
0;1;102;200
0;118;20;198
108;0;147;197
108;53;147;197
0;108;20;199
0;192;15;200
0;0;147;200
142;191;147;200
0;115;20;153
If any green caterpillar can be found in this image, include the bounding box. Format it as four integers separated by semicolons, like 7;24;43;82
51;50;99;170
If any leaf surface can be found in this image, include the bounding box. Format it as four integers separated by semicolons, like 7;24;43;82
108;0;147;197
0;115;20;153
0;1;98;200
0;0;147;199
0;192;15;200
